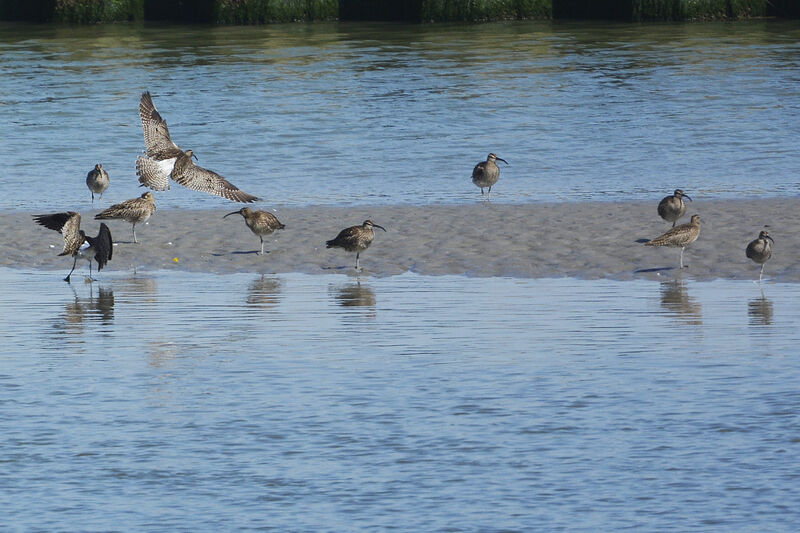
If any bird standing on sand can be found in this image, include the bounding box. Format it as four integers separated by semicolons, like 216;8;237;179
326;220;386;271
136;91;259;203
94;191;156;244
472;153;508;199
645;214;701;269
33;212;112;283
86;163;109;205
223;207;285;255
658;189;691;227
746;230;773;282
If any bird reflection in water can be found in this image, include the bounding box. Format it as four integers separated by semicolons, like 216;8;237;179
748;289;773;326
246;275;283;308
659;278;702;325
60;284;115;334
332;280;377;320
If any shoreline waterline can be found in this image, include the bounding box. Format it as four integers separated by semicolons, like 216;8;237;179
5;198;798;281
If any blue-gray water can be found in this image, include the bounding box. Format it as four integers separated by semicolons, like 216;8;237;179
1;20;799;210
2;268;800;530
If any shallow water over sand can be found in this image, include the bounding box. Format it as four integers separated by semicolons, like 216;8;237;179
1;268;799;530
1;20;799;210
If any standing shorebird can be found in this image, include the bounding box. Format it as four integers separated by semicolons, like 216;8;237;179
223;207;285;255
94;191;156;244
746;230;774;282
472;153;508;199
658;189;692;227
86;163;109;206
645;214;701;269
135;91;259;203
33;212;113;282
326;220;386;271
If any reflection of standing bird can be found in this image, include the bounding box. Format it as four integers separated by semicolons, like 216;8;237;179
223;207;285;255
95;191;156;244
135;91;259;203
86;163;109;205
746;230;773;282
326;220;386;271
472;153;508;199
657;189;691;227
33;212;113;282
645;214;701;269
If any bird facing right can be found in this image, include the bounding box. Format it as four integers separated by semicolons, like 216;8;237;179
472;153;508;199
94;191;156;244
326;220;386;271
658;189;692;227
86;163;109;205
33;212;113;282
223;207;285;255
645;214;701;269
746;230;773;282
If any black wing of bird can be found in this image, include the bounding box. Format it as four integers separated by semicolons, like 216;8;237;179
88;223;113;271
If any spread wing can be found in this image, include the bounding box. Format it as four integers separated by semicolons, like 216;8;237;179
171;163;259;203
140;91;181;159
93;223;113;269
33;212;83;256
136;155;174;191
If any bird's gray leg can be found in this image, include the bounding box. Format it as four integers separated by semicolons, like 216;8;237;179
672;221;676;227
480;188;484;195
91;192;95;206
487;186;492;199
759;264;765;283
355;252;360;271
679;247;685;269
132;223;137;244
260;236;264;255
65;256;78;283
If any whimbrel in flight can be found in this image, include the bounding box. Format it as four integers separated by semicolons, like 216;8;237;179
326;220;386;271
645;214;701;269
94;191;156;244
86;163;109;206
33;212;113;282
136;91;259;203
223;207;285;255
472;153;508;199
746;230;773;282
658;189;691;227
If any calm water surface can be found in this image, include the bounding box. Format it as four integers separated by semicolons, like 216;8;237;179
1;268;799;530
0;20;799;210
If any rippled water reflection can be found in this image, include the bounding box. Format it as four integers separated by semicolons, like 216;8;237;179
1;268;799;530
1;20;799;210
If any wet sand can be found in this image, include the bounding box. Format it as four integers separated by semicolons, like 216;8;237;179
5;199;799;280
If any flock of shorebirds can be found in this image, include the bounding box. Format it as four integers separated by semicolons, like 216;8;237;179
33;92;774;283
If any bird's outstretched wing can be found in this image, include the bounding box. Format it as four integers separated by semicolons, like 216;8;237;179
171;163;259;203
136;155;174;191
140;91;182;159
33;212;83;256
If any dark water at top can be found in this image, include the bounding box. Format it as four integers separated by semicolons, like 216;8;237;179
0;20;799;210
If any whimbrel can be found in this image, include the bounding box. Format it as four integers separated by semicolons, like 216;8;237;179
223;207;285;255
33;212;113;282
658;189;691;227
472;153;508;199
86;163;109;206
94;191;156;244
645;214;701;269
326;220;386;271
136;91;259;203
746;230;773;282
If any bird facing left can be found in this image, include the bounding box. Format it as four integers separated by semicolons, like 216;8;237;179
33;212;113;282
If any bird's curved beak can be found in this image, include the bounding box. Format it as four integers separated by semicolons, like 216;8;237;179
684;194;692;202
192;152;198;161
766;235;775;243
496;157;508;165
373;224;387;232
223;211;240;219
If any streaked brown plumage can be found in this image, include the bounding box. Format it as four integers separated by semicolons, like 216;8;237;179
136;91;259;203
657;189;691;227
472;153;508;199
326;219;386;270
223;207;285;255
86;163;109;205
94;191;156;244
746;230;773;282
645;214;701;269
33;212;113;282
